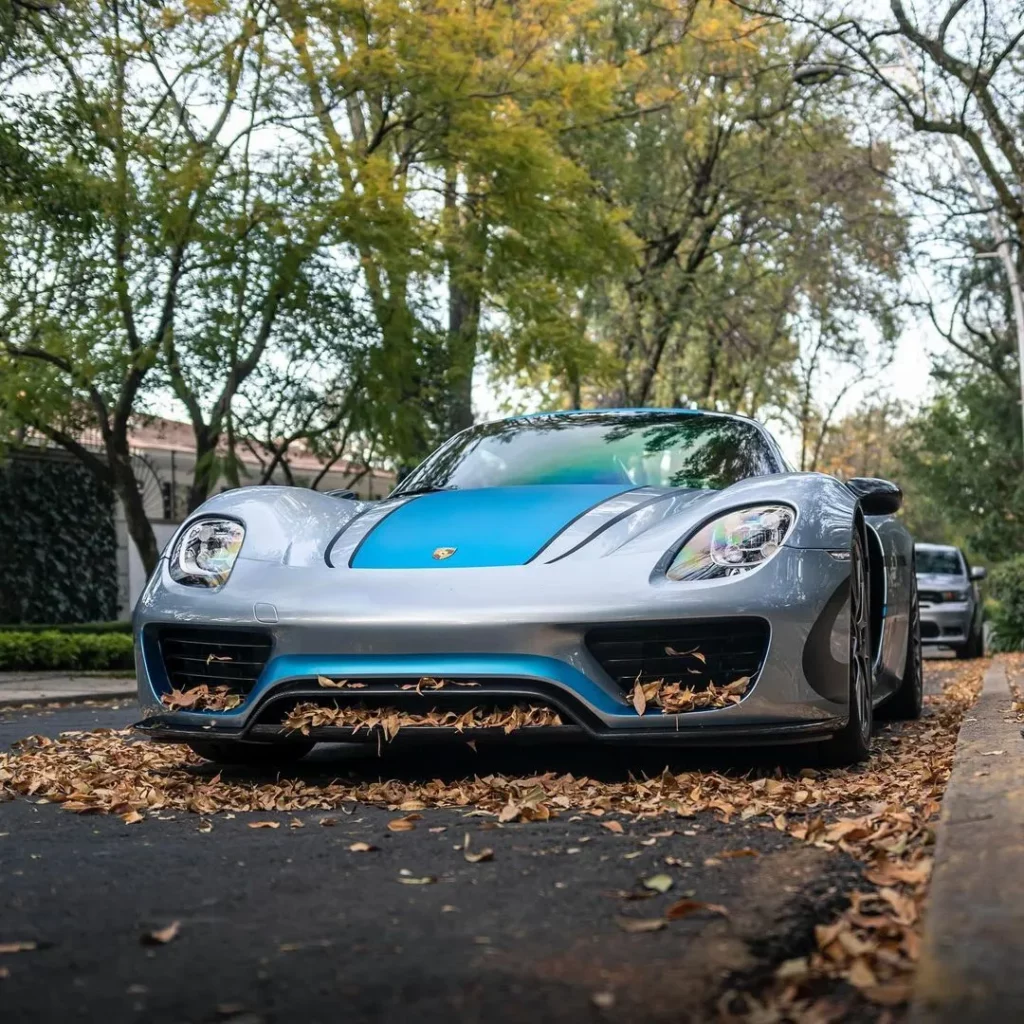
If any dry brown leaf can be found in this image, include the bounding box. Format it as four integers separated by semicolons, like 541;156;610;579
464;847;494;863
614;916;665;933
348;842;376;852
248;821;280;830
141;921;180;945
316;676;348;689
0;941;37;954
120;810;144;825
642;874;674;894
398;876;436;885
601;820;624;834
388;814;421;832
665;899;729;920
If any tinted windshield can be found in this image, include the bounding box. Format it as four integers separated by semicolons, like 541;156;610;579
916;548;964;576
396;413;779;492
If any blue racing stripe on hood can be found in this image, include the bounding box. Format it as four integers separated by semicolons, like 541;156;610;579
350;484;630;569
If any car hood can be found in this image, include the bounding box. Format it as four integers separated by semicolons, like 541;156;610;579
351;484;653;569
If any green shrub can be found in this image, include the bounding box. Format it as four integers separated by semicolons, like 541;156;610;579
0;620;131;635
0;630;135;672
989;556;1024;652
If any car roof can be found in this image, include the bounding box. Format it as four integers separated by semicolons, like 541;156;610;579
508;407;761;426
914;543;962;553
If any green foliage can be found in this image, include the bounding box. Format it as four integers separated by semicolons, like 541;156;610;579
0;629;133;671
0;620;129;634
988;557;1024;653
0;454;118;624
899;359;1023;560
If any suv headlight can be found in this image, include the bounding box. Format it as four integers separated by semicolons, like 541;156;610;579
666;505;794;581
169;518;245;587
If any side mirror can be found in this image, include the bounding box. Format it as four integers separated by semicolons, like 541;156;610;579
326;488;358;501
847;477;903;516
970;566;987;581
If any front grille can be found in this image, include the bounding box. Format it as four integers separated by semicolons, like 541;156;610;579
586;619;770;693
157;627;272;694
919;591;945;605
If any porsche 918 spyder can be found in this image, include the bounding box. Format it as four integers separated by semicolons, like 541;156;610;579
133;409;922;765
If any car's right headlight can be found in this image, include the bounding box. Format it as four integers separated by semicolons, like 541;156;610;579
169;517;245;588
666;505;795;581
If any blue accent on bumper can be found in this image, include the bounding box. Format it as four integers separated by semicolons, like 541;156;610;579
140;651;628;728
350;484;628;569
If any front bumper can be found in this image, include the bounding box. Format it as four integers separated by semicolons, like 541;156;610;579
920;602;971;645
133;546;852;746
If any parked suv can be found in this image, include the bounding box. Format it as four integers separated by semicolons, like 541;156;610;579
915;543;986;658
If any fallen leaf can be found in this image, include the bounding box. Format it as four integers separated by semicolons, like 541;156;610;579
388;814;421;832
141;921;180;945
615;916;665;933
120;810;144;825
642;873;674;894
247;821;280;830
464;847;494;863
716;848;759;859
591;991;615;1008
289;818;304;829
0;941;37;954
318;818;337;827
601;820;624;834
348;842;376;852
316;676;347;688
398;876;436;885
665;899;729;920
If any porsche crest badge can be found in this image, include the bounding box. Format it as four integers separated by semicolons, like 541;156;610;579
432;547;457;561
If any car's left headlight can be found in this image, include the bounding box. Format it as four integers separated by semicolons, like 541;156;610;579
666;505;794;582
169;517;245;587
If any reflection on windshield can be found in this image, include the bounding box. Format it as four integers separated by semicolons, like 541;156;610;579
916;549;964;576
396;413;778;493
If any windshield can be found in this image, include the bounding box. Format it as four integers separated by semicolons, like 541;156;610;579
916;548;964;576
396;412;779;493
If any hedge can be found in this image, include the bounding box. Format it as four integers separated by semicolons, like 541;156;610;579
0;631;135;672
989;555;1024;652
0;620;131;635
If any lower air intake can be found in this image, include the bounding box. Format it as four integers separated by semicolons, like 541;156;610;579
586;618;770;693
157;627;272;695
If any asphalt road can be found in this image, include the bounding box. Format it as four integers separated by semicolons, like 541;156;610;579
0;673;960;1024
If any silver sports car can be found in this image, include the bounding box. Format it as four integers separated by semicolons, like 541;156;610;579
134;410;922;766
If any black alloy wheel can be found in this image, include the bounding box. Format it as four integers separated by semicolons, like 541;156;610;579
817;523;873;765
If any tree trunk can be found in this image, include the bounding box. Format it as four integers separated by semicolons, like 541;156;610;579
446;277;480;436
112;457;160;577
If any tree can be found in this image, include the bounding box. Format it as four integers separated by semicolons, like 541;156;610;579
272;0;626;460
0;0;374;570
545;5;906;420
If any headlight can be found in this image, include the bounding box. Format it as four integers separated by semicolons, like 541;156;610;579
169;518;245;587
941;589;969;602
666;505;794;581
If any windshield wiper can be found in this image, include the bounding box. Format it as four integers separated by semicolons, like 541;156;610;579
391;485;457;498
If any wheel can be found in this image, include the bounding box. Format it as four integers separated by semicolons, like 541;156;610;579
817;522;873;766
956;622;984;660
877;567;923;721
187;740;315;766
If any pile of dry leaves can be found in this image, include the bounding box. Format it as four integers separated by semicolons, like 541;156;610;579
161;685;242;712
283;702;563;740
0;659;985;1019
629;676;750;715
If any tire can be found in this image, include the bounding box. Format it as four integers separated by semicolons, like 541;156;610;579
817;522;873;766
956;622;984;660
877;568;923;721
187;740;315;766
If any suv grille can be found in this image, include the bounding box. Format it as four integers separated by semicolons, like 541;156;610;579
586;619;770;692
157;628;272;694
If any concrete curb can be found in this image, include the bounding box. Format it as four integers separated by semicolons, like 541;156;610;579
910;660;1024;1022
0;677;136;707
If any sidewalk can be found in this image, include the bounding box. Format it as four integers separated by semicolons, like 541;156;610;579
0;670;137;706
911;658;1024;1022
